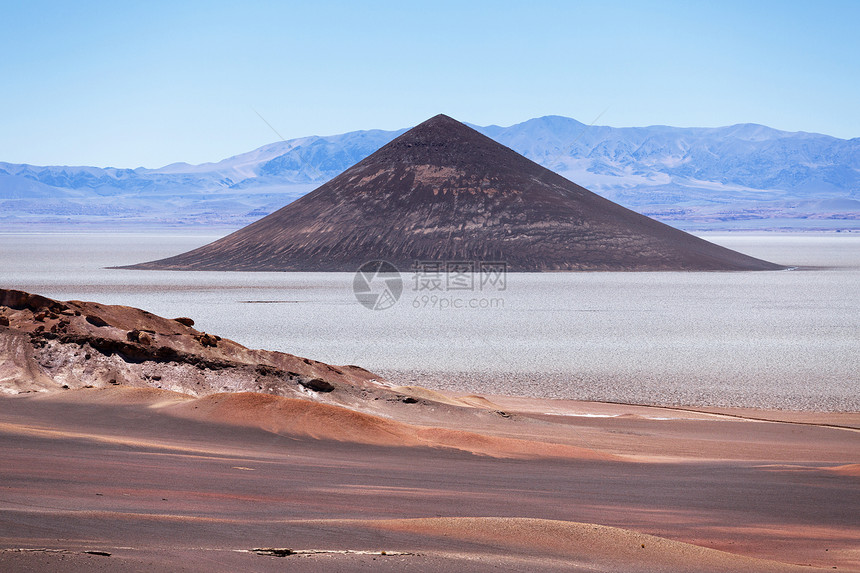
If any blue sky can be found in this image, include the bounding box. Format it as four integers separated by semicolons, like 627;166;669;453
2;0;858;168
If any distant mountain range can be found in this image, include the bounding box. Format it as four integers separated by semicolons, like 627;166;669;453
2;116;858;230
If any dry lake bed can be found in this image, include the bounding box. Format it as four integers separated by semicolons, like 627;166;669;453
1;230;858;410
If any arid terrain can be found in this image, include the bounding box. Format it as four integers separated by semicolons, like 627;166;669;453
4;2;858;571
1;288;858;572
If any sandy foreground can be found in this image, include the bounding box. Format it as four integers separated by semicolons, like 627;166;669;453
0;288;858;572
0;387;857;573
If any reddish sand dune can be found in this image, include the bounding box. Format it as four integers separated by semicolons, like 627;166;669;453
414;426;614;459
828;464;860;477
0;389;857;572
165;391;616;460
370;517;822;572
166;392;421;446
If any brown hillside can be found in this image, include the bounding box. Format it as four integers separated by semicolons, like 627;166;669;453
127;114;784;271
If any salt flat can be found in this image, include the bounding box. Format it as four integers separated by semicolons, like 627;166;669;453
1;231;857;410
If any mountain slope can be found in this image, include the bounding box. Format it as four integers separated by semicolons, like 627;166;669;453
1;117;857;229
127;115;783;272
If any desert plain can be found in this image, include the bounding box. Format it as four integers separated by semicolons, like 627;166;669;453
0;232;858;572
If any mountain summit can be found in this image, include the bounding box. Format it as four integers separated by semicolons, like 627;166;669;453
127;114;783;271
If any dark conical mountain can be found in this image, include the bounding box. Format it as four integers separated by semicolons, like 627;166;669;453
127;114;784;271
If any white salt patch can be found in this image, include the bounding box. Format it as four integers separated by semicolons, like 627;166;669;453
1;231;858;411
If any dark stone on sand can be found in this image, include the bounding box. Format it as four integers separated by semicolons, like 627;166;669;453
299;378;335;393
253;548;295;557
85;315;109;328
0;315;9;327
174;317;195;327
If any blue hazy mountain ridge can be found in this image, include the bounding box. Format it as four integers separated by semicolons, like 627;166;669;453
1;116;858;229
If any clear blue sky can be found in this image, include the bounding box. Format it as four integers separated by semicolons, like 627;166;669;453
2;0;858;168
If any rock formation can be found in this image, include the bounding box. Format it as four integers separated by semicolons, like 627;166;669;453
126;114;784;272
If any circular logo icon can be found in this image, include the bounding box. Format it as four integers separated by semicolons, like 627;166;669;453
353;260;402;310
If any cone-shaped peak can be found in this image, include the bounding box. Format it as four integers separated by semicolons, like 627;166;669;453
408;114;470;134
358;114;546;189
369;113;509;169
417;113;460;127
126;115;785;272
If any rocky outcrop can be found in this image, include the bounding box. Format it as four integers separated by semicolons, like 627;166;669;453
299;377;336;393
0;288;382;402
